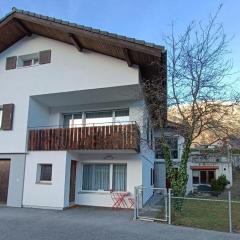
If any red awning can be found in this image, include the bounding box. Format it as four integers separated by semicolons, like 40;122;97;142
191;166;219;170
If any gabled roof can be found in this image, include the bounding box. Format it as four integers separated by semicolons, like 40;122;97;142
0;8;165;65
0;8;167;122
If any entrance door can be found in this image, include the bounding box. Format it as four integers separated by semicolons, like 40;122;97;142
0;159;10;204
69;161;77;203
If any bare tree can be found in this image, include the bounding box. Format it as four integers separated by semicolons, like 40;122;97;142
142;5;239;209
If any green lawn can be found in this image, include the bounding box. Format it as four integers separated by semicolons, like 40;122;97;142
171;199;240;233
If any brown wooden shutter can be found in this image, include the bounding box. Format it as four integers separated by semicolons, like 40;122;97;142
39;50;51;64
5;56;17;70
1;104;14;130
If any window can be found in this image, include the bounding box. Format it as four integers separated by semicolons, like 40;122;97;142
86;111;112;126
192;170;216;185
115;109;129;123
155;137;178;159
0;107;2;129
37;164;52;183
82;164;110;191
112;164;127;191
82;163;127;192
63;109;129;127
63;113;82;128
192;171;200;184
6;50;51;70
17;53;39;68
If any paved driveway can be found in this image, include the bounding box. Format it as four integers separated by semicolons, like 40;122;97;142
0;206;238;240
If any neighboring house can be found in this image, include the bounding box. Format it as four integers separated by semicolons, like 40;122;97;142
187;148;232;193
154;128;185;189
0;8;167;209
154;133;233;193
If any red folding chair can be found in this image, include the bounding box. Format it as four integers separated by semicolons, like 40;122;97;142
128;197;135;209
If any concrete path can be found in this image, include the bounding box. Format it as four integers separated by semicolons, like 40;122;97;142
0;206;238;240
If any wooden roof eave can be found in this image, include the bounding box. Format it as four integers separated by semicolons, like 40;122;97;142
0;11;164;60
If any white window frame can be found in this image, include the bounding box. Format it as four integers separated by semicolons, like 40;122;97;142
36;163;53;184
17;52;39;68
81;163;127;193
63;109;130;128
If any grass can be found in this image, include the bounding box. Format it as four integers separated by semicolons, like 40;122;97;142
171;198;240;233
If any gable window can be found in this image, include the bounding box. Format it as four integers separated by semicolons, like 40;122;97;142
82;163;127;192
6;50;51;70
155;137;178;159
18;53;39;68
36;164;52;183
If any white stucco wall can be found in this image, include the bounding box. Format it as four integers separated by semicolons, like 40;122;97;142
23;151;142;209
74;153;142;208
0;35;139;153
23;151;68;209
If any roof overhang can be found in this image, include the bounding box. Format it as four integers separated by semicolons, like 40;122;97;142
0;8;167;122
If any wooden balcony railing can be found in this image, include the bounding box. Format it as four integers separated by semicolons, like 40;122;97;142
28;122;140;152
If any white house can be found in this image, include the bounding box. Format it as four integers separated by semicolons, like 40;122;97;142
0;8;167;209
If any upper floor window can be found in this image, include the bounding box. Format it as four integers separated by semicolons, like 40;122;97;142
18;53;39;68
0;104;14;130
5;50;51;70
115;109;130;123
63;113;83;128
86;111;112;126
155;137;178;159
63;109;129;128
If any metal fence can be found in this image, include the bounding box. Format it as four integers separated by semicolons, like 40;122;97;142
134;187;240;234
134;186;169;222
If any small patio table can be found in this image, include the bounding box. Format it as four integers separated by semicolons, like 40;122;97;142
110;191;129;208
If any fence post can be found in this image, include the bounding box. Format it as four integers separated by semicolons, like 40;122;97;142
133;186;137;220
228;190;232;233
168;188;172;225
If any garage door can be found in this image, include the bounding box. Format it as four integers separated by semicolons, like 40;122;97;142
0;159;10;204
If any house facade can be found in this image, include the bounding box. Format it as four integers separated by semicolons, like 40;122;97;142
0;9;167;209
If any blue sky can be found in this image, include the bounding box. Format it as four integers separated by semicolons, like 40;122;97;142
0;0;239;83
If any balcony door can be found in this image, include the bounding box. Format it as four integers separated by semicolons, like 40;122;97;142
0;159;10;204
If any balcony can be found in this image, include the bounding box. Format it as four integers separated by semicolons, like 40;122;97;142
28;122;140;152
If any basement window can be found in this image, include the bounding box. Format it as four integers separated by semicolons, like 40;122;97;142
17;53;39;68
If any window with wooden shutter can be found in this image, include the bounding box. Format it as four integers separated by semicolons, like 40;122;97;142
39;50;51;64
1;104;14;130
5;56;17;70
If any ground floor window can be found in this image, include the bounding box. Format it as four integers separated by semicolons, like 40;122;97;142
36;164;52;182
192;170;215;184
82;163;127;192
